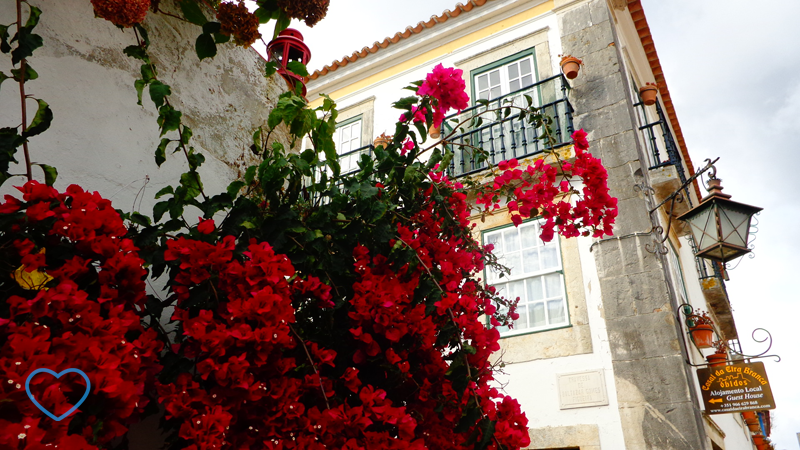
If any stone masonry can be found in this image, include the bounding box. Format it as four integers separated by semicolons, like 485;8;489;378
557;0;708;448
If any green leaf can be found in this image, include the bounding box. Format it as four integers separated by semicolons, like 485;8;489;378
155;185;173;199
35;163;57;186
393;96;419;110
180;171;203;200
253;6;274;24
11;64;37;82
157;105;182;136
140;63;156;81
195;33;217;61
134;79;147;106
123;44;148;61
148;81;171;108
273;9;291;38
25;5;43;28
153;201;170;222
0;25;10;53
0;72;8;92
524;94;533;107
263;61;278;78
213;32;230;44
476;98;490;107
186;149;205;170
227;180;245;198
476;419;496;450
22;99;52;138
286;61;309;77
155;138;170;167
179;0;208;26
134;24;150;46
244;165;257;184
202;22;221;34
129;212;151;227
11;30;43;65
181;126;192;144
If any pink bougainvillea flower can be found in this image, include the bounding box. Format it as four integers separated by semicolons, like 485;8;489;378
417;64;470;128
571;129;590;151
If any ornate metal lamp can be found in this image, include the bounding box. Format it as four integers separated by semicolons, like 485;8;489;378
676;168;762;263
267;28;311;97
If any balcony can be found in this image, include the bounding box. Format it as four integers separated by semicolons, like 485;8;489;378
441;74;574;178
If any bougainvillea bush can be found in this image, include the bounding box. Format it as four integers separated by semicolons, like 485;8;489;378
0;1;617;449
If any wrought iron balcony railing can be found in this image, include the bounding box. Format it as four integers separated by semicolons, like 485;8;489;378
634;98;688;185
441;74;574;178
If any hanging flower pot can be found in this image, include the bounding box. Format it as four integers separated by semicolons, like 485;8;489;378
706;352;727;367
746;418;760;432
429;124;441;139
560;55;583;80
752;434;765;446
689;324;714;348
639;82;659;106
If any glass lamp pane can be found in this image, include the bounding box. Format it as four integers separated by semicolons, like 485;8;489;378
687;205;718;251
718;204;751;248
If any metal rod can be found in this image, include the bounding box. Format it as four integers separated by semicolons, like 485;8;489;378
648;157;720;214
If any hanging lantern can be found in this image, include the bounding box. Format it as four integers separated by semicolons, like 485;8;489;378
677;177;762;263
267;28;311;97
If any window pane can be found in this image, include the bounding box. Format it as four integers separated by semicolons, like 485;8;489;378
516;305;529;330
508;63;519;79
477;74;488;91
508;280;525;304
490;86;502;99
544;273;562;297
503;252;521;277
530;303;546;328
489;70;501;87
509;79;520;92
478;90;489;100
521;75;534;88
351;122;361;144
526;277;543;301
520;59;531;75
547;299;566;324
503;229;519;252
520;224;540;248
541;245;559;270
522;248;540;273
342;126;350;140
486;233;503;255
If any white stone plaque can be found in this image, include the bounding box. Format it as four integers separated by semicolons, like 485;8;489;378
557;370;609;409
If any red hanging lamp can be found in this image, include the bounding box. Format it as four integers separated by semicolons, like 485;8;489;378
267;28;311;97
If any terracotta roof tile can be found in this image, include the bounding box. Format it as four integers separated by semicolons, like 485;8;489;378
308;0;496;80
627;0;699;198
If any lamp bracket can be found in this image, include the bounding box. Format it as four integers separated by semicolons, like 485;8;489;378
649;157;719;214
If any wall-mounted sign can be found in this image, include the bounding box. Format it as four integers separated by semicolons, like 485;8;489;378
558;370;609;409
696;361;775;415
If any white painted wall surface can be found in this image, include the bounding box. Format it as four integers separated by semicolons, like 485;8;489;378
0;0;285;219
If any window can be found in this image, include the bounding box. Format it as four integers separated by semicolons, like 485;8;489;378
484;221;568;336
332;117;364;175
474;55;536;103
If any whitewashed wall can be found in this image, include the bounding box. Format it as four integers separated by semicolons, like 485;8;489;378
0;0;287;216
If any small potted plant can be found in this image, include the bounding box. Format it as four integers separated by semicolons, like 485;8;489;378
706;340;728;367
639;82;659;106
742;411;760;432
373;132;392;148
559;54;583;80
688;309;714;348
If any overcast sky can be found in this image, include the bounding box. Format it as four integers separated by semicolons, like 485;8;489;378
265;1;800;447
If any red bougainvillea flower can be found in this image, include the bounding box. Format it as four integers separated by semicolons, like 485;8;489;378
417;64;470;128
197;217;216;234
571;129;590;151
0;181;162;448
90;0;151;28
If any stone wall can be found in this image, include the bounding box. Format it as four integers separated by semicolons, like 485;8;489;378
556;0;708;448
0;0;289;214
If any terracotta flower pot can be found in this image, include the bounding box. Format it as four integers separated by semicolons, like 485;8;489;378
706;352;727;367
639;84;658;106
560;56;582;80
689;324;714;348
756;444;769;450
747;420;761;432
429;125;441;139
752;434;765;445
373;135;391;148
742;411;756;420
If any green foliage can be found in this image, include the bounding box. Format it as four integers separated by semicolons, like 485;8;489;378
179;0;208;26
